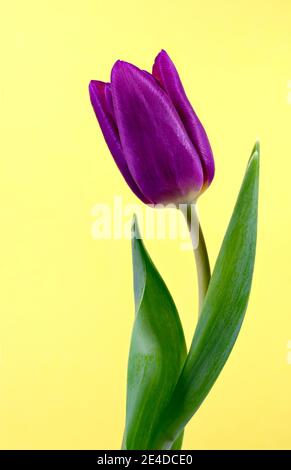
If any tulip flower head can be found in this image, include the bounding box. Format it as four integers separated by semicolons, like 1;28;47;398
89;50;214;205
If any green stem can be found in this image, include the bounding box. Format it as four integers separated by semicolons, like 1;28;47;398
185;204;211;315
151;205;211;450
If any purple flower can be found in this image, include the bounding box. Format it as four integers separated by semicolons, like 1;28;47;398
89;50;214;205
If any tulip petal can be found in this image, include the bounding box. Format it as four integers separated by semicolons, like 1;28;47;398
153;50;215;187
89;80;151;203
111;61;204;204
104;83;115;121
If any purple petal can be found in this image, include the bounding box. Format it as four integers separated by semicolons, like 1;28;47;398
104;83;115;121
111;61;204;204
89;80;150;203
153;50;215;187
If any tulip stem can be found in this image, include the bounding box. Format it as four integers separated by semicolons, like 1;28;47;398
185;204;211;315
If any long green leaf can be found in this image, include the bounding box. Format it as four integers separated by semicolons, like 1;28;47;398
151;144;260;449
122;217;187;450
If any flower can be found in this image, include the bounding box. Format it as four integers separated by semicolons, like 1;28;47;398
89;50;214;205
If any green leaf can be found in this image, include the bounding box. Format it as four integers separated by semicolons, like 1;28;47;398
122;217;187;450
151;144;260;449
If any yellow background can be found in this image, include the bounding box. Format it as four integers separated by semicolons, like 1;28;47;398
0;0;290;450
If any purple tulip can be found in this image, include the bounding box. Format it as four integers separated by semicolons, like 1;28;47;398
89;50;214;205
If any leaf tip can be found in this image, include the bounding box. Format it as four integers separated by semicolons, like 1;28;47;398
131;214;141;240
247;141;260;174
250;140;260;161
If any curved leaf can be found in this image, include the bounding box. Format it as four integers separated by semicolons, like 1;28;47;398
151;144;260;449
122;217;187;450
